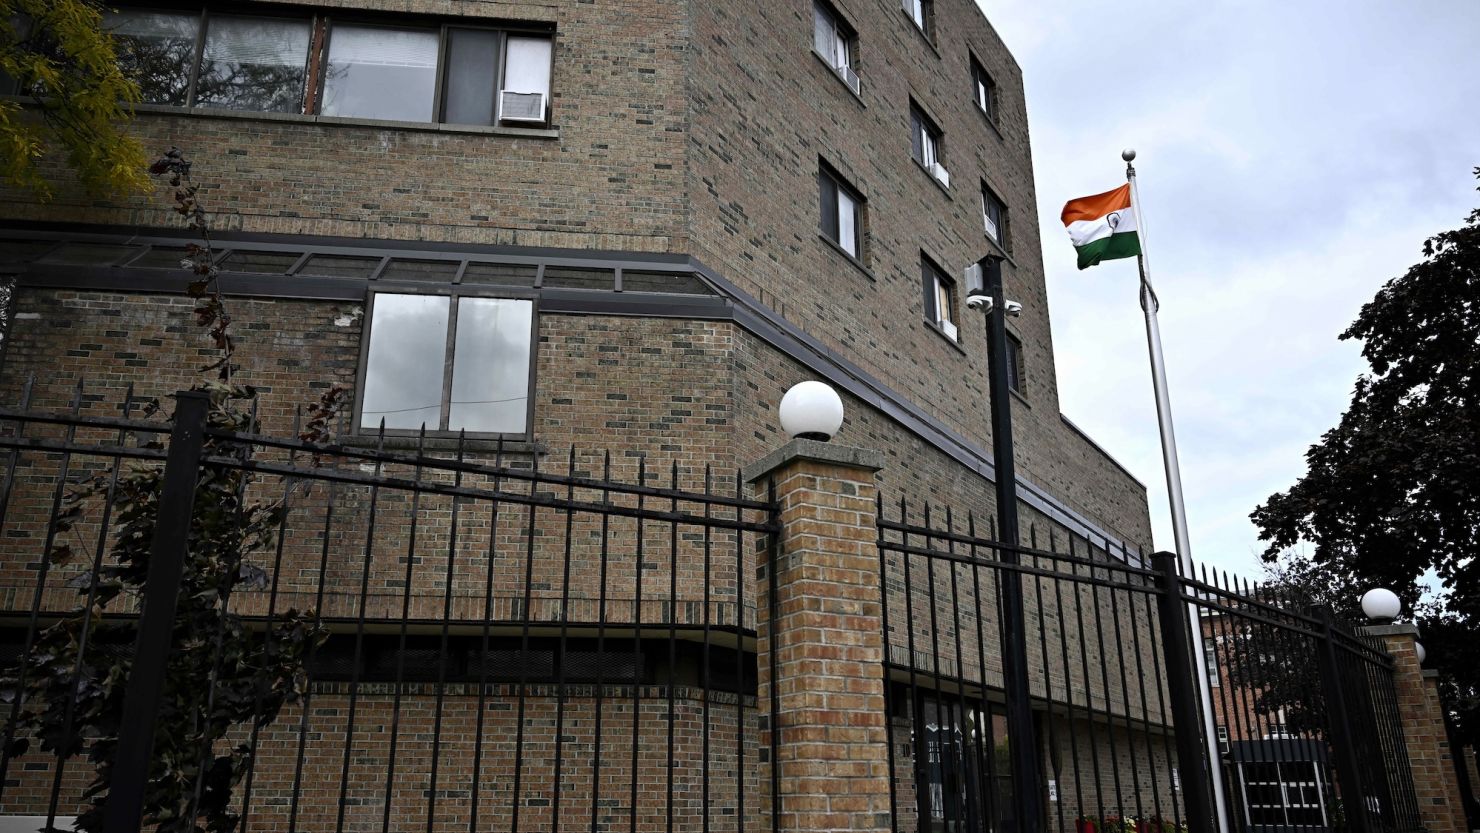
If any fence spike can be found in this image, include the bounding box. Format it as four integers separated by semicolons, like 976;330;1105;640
20;373;35;409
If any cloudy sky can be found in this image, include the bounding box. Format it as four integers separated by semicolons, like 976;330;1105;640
981;0;1480;578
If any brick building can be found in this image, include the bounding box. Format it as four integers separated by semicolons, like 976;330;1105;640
0;0;1160;830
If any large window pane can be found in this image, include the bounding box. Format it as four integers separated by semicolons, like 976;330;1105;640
444;28;500;125
322;25;438;122
504;37;551;97
361;294;449;430
449;298;532;433
837;189;858;256
813;4;833;60
107;10;199;106
196;16;310;113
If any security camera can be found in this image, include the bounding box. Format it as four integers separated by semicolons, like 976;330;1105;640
966;293;992;312
1005;300;1023;317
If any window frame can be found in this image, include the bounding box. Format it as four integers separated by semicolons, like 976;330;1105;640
912;691;1019;833
902;0;933;40
969;55;997;123
981;183;1010;249
812;0;857;79
101;3;555;127
920;255;958;342
1005;332;1025;394
354;286;540;440
818;161;865;263
1203;635;1220;686
910;104;943;170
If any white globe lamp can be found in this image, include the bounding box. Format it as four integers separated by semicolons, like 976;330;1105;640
778;381;844;442
1415;642;1427;664
1360;588;1401;624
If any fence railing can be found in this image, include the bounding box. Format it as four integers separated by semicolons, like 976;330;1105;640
875;498;1424;833
0;385;774;833
0;387;1434;833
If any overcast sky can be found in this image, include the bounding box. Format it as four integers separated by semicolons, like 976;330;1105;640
981;0;1480;579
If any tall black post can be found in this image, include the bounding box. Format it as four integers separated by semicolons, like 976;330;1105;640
105;391;210;833
1151;551;1217;833
979;254;1044;833
1315;608;1373;833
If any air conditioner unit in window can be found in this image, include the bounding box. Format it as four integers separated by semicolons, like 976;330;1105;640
840;66;861;95
928;162;950;188
939;319;958;340
499;91;546;123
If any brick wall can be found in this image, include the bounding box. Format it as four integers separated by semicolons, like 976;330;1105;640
688;0;1150;547
1;684;762;833
0;0;692;255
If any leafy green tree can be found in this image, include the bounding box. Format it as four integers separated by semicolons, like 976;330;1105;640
1252;168;1480;743
0;0;149;197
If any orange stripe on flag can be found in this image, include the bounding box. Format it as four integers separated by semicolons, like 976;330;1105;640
1061;184;1132;225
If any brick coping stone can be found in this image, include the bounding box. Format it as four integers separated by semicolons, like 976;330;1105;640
742;437;885;485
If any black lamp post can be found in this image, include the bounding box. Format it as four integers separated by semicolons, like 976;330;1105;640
966;253;1044;833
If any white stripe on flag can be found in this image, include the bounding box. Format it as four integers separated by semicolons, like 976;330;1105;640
1065;208;1138;247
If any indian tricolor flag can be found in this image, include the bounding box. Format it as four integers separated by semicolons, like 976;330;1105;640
1061;184;1141;270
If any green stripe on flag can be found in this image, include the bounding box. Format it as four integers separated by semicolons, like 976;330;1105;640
1075;231;1141;270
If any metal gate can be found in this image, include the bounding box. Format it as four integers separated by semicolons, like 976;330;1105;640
875;496;1424;833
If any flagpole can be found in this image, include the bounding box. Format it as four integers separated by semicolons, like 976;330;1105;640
1123;148;1232;833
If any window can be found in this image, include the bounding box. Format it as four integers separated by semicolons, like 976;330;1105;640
359;292;535;436
102;7;553;126
970;57;996;121
902;0;932;37
921;257;957;341
818;163;864;260
1005;333;1024;393
1204;636;1220;686
982;186;1009;247
911;106;948;187
915;696;1015;833
1216;724;1230;743
812;1;859;93
1238;761;1328;828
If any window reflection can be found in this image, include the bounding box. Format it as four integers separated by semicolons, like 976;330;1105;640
107;10;199;106
360;294;534;435
196;16;310;113
322;25;438;122
360;294;449;430
449;298;532;433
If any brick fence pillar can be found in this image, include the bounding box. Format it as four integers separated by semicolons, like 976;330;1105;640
1362;623;1468;833
744;437;890;833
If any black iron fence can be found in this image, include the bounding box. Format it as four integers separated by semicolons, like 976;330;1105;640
0;385;1435;833
0;385;773;833
875;498;1424;833
1188;568;1422;833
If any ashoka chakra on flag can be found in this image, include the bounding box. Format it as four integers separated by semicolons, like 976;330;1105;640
1062;184;1141;270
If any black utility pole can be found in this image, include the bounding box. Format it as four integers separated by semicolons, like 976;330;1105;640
976;254;1044;833
1151;551;1218;833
